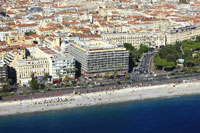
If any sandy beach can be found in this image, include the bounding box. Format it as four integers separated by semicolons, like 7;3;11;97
0;80;200;117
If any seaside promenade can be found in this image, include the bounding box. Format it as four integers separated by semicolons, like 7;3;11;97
0;80;200;116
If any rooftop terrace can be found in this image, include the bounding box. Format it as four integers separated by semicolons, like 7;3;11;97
71;40;126;53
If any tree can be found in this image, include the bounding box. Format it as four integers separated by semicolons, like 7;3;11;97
176;65;182;70
179;0;188;4
42;73;49;85
154;39;200;72
185;59;195;67
55;70;63;86
129;50;140;64
1;84;12;93
166;54;178;62
124;43;134;51
124;43;150;65
139;44;150;54
29;73;40;90
183;47;192;58
63;68;78;83
154;56;167;70
124;43;151;71
125;72;130;79
113;71;118;78
159;45;181;61
118;66;124;71
64;75;72;84
164;62;176;70
0;78;13;93
104;72;110;79
196;36;200;43
25;31;36;36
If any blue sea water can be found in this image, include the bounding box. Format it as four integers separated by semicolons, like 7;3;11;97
1;95;200;133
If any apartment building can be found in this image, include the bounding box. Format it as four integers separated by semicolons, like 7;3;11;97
15;24;39;35
102;33;165;49
50;53;75;81
0;45;26;66
13;57;49;86
0;29;13;42
0;61;7;88
67;40;129;77
166;25;200;44
27;46;76;81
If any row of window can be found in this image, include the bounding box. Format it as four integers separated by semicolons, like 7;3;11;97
27;60;48;64
19;71;47;78
19;65;49;70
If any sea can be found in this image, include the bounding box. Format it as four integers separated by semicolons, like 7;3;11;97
1;95;200;133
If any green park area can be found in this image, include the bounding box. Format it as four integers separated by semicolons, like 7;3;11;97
123;43;150;67
154;38;200;73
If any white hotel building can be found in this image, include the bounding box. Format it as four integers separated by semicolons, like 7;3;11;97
67;40;129;77
27;46;75;81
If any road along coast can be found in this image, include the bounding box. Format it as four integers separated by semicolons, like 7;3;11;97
0;80;200;116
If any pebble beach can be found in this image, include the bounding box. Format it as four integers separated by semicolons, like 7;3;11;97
0;80;200;117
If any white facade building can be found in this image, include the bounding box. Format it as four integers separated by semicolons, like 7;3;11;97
15;24;39;35
0;29;12;42
102;33;166;49
50;54;75;80
27;46;75;81
14;57;50;86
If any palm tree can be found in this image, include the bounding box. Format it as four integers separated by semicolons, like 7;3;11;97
104;72;110;79
0;78;12;93
56;70;63;87
64;75;72;85
113;71;118;78
29;73;40;90
42;73;49;85
118;66;124;72
125;72;130;79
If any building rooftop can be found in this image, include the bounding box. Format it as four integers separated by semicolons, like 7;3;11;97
15;57;48;66
39;47;57;55
51;53;74;60
71;40;126;53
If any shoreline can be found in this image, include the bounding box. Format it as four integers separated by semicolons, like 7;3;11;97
1;80;200;117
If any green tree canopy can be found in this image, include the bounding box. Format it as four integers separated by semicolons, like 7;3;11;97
164;62;176;69
25;31;36;36
113;71;118;78
124;43;135;51
179;0;188;4
1;84;12;93
125;72;130;79
42;73;49;83
104;72;110;79
0;78;13;93
29;73;40;90
154;55;167;68
124;43;151;70
139;44;150;54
